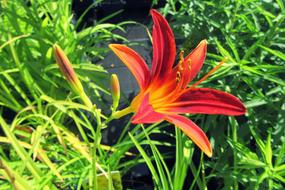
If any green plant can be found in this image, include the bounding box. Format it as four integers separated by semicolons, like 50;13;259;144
0;0;125;112
0;0;135;189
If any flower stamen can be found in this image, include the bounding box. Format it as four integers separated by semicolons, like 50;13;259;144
190;57;228;88
176;50;185;83
176;71;181;82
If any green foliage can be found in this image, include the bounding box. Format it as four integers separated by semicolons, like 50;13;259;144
0;0;135;189
0;0;124;112
130;125;209;190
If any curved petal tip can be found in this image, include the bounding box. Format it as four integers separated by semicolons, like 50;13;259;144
165;115;212;157
108;44;150;89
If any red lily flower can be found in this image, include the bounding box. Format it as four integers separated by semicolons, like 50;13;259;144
109;9;246;157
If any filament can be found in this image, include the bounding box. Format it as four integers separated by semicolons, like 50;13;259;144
190;57;228;88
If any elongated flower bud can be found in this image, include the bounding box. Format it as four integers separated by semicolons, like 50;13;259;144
110;74;120;111
53;44;83;92
53;44;93;108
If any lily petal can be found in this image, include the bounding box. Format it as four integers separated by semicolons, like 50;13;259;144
150;9;176;79
185;40;207;82
161;88;246;116
109;44;150;89
165;114;212;157
132;94;164;124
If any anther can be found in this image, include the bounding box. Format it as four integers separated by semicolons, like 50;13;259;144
176;71;181;82
178;50;185;71
179;50;184;60
187;59;191;70
179;61;184;71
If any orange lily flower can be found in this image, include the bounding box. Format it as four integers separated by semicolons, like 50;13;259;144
109;9;246;157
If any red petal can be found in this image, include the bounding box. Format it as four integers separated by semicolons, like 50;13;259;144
150;9;176;79
161;88;246;116
109;44;150;89
132;94;164;124
185;40;207;82
165;115;212;157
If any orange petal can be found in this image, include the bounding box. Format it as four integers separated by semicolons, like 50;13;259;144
165;114;212;157
162;88;246;116
109;44;150;89
184;40;207;82
150;9;176;79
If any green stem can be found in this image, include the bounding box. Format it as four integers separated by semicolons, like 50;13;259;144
231;117;238;190
201;158;207;190
190;153;203;190
174;128;181;190
104;106;133;124
189;160;204;190
92;145;98;190
112;106;133;119
93;109;102;147
91;109;102;189
79;91;94;109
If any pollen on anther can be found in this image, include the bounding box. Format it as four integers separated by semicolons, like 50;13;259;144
176;71;181;82
177;50;186;71
178;61;184;71
187;59;192;70
179;50;184;60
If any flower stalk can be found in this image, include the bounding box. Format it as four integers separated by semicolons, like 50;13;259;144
112;106;133;119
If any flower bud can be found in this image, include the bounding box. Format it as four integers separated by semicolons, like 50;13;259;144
110;74;120;111
53;44;93;108
53;44;83;92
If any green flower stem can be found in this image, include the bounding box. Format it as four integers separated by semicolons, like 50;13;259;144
230;117;238;190
112;106;132;119
104;106;133;125
79;91;94;109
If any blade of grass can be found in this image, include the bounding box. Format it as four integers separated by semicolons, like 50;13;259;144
141;125;172;190
0;116;42;180
0;158;31;190
128;131;161;188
